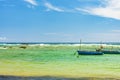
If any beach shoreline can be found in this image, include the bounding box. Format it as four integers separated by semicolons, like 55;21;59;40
0;75;120;80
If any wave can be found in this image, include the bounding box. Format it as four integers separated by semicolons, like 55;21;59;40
0;42;120;47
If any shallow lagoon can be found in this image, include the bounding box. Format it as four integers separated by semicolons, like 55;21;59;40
0;44;120;79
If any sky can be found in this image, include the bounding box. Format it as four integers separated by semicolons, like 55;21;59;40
0;0;120;42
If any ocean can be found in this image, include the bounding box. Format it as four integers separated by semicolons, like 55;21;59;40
0;42;120;46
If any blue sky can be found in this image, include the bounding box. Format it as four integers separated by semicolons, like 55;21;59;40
0;0;120;42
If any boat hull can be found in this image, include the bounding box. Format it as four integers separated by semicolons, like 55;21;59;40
77;50;104;55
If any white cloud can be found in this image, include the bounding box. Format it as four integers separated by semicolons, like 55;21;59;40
24;0;38;6
76;0;120;20
44;2;64;12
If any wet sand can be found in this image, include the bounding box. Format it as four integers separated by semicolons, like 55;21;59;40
0;75;120;80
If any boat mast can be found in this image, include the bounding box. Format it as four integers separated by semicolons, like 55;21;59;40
79;39;82;50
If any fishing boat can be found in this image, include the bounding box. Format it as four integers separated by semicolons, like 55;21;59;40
101;50;120;54
77;50;104;55
96;43;120;54
76;40;104;55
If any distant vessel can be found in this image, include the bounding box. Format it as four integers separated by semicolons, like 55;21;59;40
77;50;104;55
76;40;104;55
101;50;120;54
96;42;120;54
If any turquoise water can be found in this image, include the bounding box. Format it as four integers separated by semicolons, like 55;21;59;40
0;42;120;45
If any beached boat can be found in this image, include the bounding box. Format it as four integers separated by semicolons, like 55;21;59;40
77;50;104;55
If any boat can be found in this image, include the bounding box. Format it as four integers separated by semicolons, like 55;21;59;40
101;50;120;54
96;44;120;54
77;50;104;55
76;40;104;55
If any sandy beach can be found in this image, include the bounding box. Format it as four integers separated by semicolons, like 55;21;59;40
0;75;120;80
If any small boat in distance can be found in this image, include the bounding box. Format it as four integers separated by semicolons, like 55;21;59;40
96;43;120;54
76;40;104;55
77;50;104;55
102;50;120;54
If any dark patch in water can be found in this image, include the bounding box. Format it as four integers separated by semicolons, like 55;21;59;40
0;75;120;80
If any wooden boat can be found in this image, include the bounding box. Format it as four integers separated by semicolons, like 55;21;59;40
77;50;104;55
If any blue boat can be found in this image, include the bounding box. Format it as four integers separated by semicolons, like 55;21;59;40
76;40;104;55
96;43;120;54
96;46;120;54
102;50;120;54
77;50;104;55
